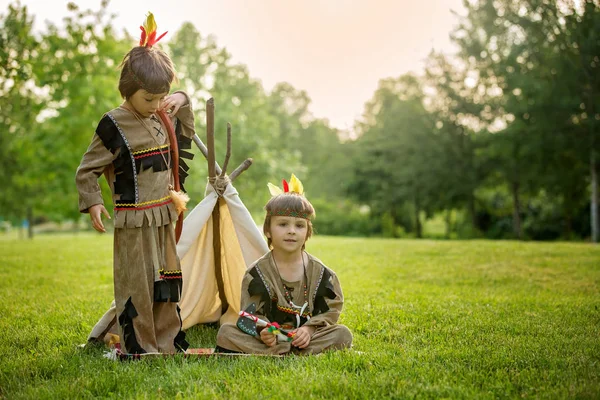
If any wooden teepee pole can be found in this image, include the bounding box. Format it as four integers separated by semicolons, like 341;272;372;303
206;98;229;315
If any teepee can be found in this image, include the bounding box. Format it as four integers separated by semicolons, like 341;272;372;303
177;98;268;328
88;98;268;344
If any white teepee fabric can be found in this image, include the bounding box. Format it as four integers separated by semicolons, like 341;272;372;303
88;182;268;342
177;183;269;328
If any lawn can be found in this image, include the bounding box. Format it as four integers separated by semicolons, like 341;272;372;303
0;233;599;399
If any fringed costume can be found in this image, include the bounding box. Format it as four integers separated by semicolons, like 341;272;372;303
76;99;195;354
216;252;353;355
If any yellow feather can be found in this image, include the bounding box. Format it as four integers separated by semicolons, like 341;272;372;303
144;12;157;35
267;182;283;197
289;173;304;195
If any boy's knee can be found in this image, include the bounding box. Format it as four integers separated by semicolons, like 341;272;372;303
217;323;237;333
336;325;353;348
217;323;238;337
216;323;238;344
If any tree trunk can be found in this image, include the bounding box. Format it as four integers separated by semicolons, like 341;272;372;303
27;206;33;239
580;22;597;243
591;147;598;243
390;208;398;238
511;181;522;240
414;197;422;239
564;207;573;240
468;192;477;231
445;209;452;239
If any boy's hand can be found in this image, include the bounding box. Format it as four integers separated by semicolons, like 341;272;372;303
259;327;278;347
161;92;187;116
291;325;316;349
89;204;110;233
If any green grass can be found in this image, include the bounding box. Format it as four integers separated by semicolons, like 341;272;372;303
0;234;599;399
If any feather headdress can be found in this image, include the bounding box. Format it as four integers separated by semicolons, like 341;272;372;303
267;173;305;197
139;12;168;47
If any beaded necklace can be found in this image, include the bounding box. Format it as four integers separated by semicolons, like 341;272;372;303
271;251;310;327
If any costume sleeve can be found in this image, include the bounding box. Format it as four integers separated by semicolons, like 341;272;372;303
304;271;344;328
171;90;195;192
239;270;271;323
172;90;195;139
75;133;116;213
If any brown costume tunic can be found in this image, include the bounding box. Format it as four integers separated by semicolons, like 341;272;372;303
76;98;195;354
216;252;353;355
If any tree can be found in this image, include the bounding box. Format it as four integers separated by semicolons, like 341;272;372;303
30;1;130;222
424;52;489;236
560;0;600;241
350;74;439;237
266;82;350;201
450;0;597;239
0;1;42;231
168;24;305;216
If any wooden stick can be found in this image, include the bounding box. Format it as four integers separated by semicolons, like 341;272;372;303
206;98;228;316
192;134;222;175
212;198;228;316
206;98;216;179
230;158;253;182
220;123;232;177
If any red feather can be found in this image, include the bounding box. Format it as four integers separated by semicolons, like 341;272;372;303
154;31;168;45
147;31;157;47
282;179;289;193
139;26;147;46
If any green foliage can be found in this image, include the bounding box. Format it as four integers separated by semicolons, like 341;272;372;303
0;1;43;218
1;234;599;398
0;1;350;231
167;23;349;218
31;2;131;221
167;22;291;215
1;0;599;240
450;0;600;240
347;0;600;240
474;187;591;241
310;197;376;237
423;52;488;230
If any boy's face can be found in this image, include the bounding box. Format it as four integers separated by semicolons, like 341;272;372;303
128;89;168;118
266;216;308;254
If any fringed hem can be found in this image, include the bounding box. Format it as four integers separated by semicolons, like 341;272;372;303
118;297;146;355
174;331;189;352
154;279;182;302
114;203;179;229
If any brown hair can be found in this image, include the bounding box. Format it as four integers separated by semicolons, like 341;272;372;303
263;193;316;250
118;46;176;98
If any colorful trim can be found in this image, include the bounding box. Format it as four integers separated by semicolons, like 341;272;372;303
159;269;182;280
114;196;171;211
115;199;171;211
134;150;168;160
266;209;312;219
107;113;139;203
255;266;273;298
276;304;312;318
132;144;170;158
313;266;325;305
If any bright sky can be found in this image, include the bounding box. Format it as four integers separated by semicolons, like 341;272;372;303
2;0;466;131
